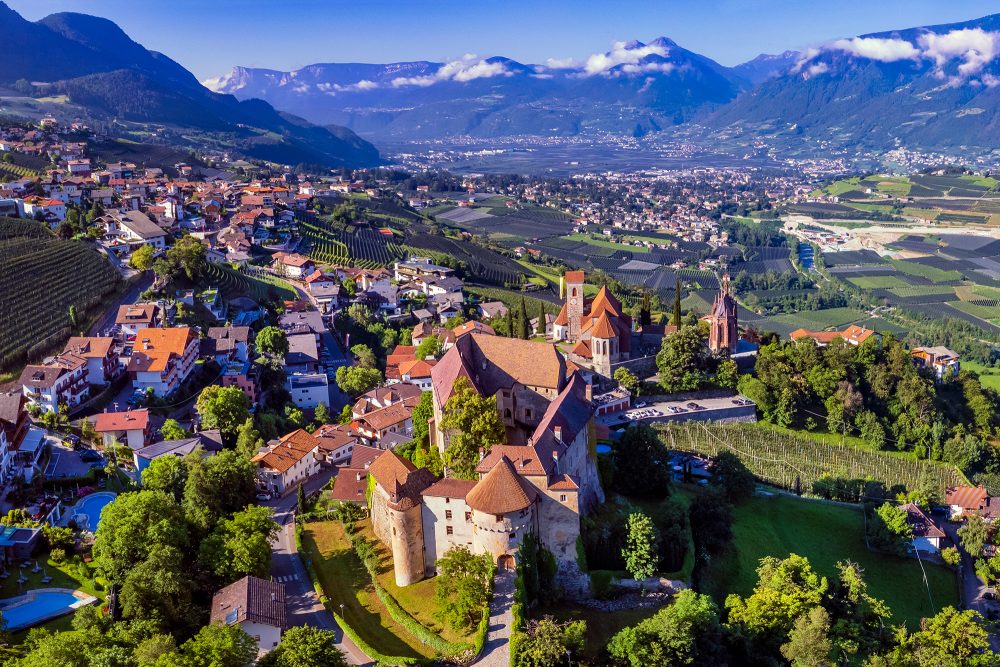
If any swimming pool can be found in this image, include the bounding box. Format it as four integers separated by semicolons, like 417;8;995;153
64;492;117;533
0;589;97;631
596;444;612;454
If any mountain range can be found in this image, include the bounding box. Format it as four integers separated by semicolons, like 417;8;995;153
208;13;1000;154
0;2;381;168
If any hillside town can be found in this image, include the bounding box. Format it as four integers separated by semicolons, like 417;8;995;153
1;88;1000;665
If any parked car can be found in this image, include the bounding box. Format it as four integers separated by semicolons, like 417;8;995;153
63;435;81;450
256;492;273;501
635;402;647;408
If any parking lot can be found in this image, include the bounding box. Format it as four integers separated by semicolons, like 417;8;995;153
599;394;758;427
44;439;105;480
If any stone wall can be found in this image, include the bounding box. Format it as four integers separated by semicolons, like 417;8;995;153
609;355;658;382
421;495;475;575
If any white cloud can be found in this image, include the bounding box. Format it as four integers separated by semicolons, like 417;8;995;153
619;61;675;75
391;55;511;87
919;28;1000;77
831;36;919;62
983;73;1000;87
544;57;581;70
583;40;668;75
805;62;829;78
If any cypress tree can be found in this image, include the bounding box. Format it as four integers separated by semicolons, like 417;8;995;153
505;308;514;338
517;297;530;340
536;300;546;336
673;279;683;328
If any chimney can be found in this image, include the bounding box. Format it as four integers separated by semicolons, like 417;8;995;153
356;472;362;481
585;382;593;402
478;447;485;462
554;426;563;443
552;450;560;474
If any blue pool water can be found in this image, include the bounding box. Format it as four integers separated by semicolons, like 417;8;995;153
70;492;116;532
596;444;612;454
1;591;81;631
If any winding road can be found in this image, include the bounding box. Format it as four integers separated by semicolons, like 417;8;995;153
265;470;371;666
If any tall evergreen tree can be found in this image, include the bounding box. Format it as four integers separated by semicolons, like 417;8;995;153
505;308;514;338
673;280;683;328
536;300;546;336
517;297;530;340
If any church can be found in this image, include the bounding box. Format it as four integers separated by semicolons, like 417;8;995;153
552;271;633;377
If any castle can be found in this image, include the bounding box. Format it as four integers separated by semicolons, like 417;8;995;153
363;334;604;587
552;271;633;377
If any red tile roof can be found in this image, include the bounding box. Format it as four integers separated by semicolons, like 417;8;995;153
946;485;989;511
466;456;537;515
94;409;149;433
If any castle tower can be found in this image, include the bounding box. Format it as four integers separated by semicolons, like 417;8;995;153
564;271;585;341
389;497;425;587
708;273;738;355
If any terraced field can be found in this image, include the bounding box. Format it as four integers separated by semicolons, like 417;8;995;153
0;219;122;371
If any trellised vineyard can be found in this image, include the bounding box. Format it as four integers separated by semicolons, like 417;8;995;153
0;219;121;371
657;422;966;495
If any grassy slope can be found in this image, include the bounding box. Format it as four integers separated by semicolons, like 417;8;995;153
301;521;429;659
702;494;958;629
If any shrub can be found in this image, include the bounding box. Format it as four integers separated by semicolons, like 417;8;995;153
50;547;66;563
590;570;615;599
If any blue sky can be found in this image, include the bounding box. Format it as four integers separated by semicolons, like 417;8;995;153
8;0;1000;79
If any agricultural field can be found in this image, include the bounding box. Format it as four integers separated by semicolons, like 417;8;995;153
432;200;575;242
0;219;122;372
702;494;958;629
203;263;297;303
847;275;910;289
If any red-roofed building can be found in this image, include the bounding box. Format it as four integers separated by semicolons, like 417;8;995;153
94;409;150;449
790;325;879;347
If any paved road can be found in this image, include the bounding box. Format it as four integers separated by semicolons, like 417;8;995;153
266;469;371;666
940;520;1000;652
474;569;515;667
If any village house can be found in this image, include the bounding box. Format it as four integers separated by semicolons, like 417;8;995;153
98;210;167;249
133;430;223;475
286;372;329;410
312;423;361;466
789;325;879;347
127;327;199;397
252;429;321;496
945;485;998;521
271;252;315;278
62;336;118;386
904;503;946;554
115;303;160;339
93;409;151;450
912;346;960;380
19;352;89;413
210;576;287;656
0;393;29;485
354;395;420;446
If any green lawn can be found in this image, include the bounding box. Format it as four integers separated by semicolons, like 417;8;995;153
963;360;1000;391
701;495;958;629
362;523;474;646
301;521;430;659
535;603;667;660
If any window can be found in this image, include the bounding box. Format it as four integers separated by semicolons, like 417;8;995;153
560;494;567;502
445;497;450;504
446;526;453;535
445;510;452;520
525;408;532;420
465;512;471;522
